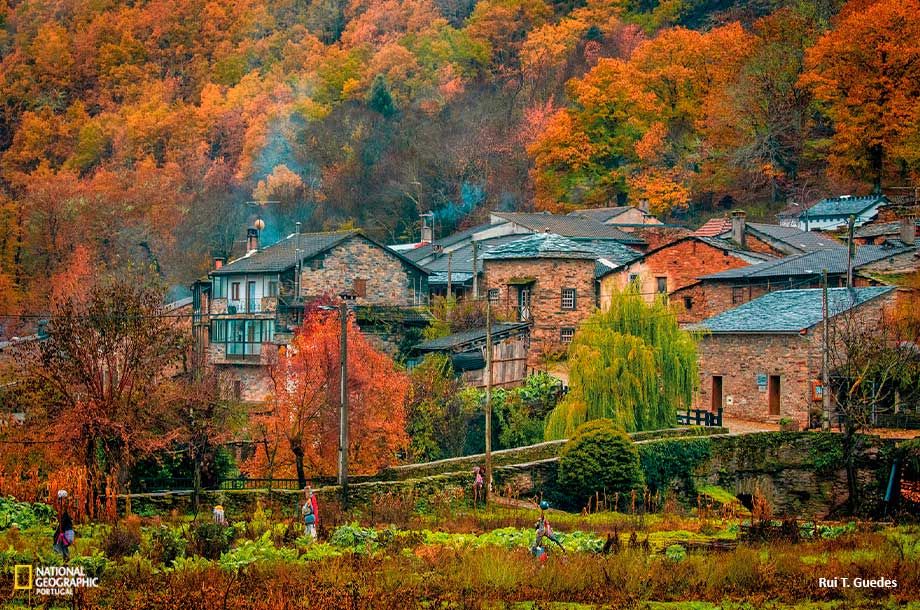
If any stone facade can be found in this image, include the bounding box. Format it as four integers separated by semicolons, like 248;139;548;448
483;257;596;362
300;236;427;306
698;332;821;427
697;292;895;427
599;238;759;318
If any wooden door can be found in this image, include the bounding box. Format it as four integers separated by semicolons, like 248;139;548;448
711;376;723;412
768;375;781;415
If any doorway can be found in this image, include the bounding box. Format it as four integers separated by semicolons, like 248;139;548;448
768;375;781;415
518;287;532;321
711;376;723;412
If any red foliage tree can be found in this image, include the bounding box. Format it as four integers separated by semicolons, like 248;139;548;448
246;307;408;486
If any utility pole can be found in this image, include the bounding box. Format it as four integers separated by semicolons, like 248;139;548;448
821;269;831;431
471;241;479;298
446;251;453;298
846;215;855;289
484;297;493;503
338;300;349;507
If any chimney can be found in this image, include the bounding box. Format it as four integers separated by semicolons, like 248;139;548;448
213;256;226;270
731;210;747;249
247;228;259;252
295;221;302;234
638;199;650;213
900;217;916;246
420;213;433;243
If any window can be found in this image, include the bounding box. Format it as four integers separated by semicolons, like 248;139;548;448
213;277;227;298
354;278;367;297
628;273;639;284
683;296;693;310
309;258;323;270
231;282;240;301
561;288;576;310
731;287;745;304
210;319;275;357
656;277;667;294
560;328;575;343
246;281;257;313
267;281;279;297
487;288;500;302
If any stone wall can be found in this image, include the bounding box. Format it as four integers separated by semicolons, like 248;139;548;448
483;257;596;362
300;236;426;306
120;432;898;521
698;333;820;427
690;432;896;519
600;239;757;316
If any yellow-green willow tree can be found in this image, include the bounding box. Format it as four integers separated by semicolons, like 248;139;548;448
545;287;699;438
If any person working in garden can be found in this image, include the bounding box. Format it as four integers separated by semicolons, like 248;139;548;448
52;489;75;562
302;485;318;540
473;466;484;507
533;500;566;556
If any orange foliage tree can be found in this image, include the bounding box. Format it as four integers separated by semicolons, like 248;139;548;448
801;0;920;190
245;306;408;487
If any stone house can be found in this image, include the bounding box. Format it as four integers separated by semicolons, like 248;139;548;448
694;286;896;428
852;217;918;246
194;226;430;403
597;234;774;322
482;233;601;362
568;205;663;230
696;211;843;257
788;195;889;232
399;211;644;299
691;242;919;322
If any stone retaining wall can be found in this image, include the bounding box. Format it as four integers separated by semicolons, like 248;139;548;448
120;432;897;520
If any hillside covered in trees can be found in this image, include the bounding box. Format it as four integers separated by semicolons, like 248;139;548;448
1;0;918;324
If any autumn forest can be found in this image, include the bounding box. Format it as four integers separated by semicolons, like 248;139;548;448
1;0;919;325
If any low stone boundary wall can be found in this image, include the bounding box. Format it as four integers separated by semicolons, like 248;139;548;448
120;431;892;520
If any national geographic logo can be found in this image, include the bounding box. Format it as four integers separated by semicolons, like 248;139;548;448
12;564;99;596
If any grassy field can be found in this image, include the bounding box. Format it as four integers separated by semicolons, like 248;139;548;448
1;498;918;609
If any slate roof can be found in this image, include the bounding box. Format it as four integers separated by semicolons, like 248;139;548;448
482;233;599;260
569;206;642;223
701;243;918;281
213;230;428;275
744;223;843;252
855;220;920;239
490;212;645;244
805;195;888;218
694;236;776;263
415;322;531;351
695;287;895;334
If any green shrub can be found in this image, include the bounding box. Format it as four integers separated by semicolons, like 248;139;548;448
0;497;55;530
189;522;234;560
665;544;686;562
148;525;186;566
557;419;644;507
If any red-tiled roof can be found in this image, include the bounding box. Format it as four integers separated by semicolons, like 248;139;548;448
693;218;733;237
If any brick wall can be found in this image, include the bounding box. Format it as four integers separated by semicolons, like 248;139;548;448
483;257;596;362
698;333;820;427
300;236;425;306
742;234;785;256
697;292;896;427
600;238;756;310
